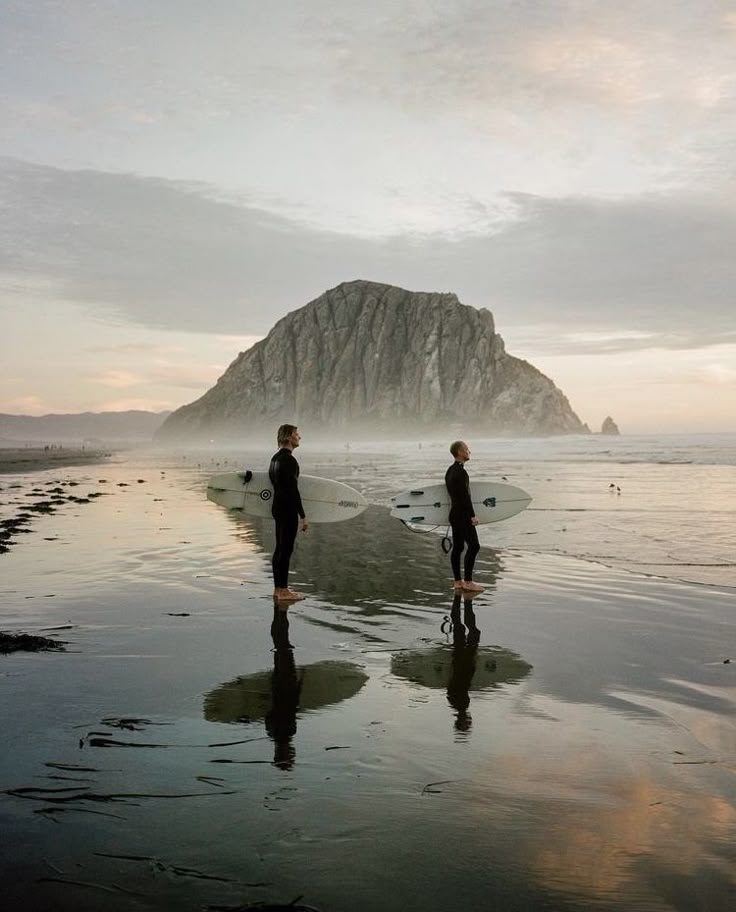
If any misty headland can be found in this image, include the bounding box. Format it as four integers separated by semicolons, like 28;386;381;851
157;280;591;444
2;279;626;453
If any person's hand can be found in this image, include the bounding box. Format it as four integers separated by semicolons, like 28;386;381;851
471;516;479;526
301;519;309;532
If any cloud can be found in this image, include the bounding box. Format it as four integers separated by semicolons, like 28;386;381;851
3;2;735;203
145;362;227;390
1;395;47;413
671;354;736;387
97;398;177;413
89;369;146;389
517;329;736;356
88;362;226;391
212;334;263;350
308;1;736;175
700;362;736;384
1;158;734;355
86;342;188;355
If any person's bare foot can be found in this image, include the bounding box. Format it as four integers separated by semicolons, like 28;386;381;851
275;588;304;602
462;581;484;592
452;581;464;589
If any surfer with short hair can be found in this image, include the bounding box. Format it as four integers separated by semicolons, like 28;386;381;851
445;441;483;592
269;424;309;602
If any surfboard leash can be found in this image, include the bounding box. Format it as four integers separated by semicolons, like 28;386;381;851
399;519;442;535
399;520;454;554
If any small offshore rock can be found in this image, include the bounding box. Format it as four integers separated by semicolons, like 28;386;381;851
601;416;620;435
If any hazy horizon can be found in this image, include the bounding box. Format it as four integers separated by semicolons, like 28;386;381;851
1;2;735;434
4;410;736;452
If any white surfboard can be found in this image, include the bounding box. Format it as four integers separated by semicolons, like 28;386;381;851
390;480;531;526
207;471;368;524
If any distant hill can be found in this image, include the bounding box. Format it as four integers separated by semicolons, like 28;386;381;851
158;280;587;441
0;410;171;446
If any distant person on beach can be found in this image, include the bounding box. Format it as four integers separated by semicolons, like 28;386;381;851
269;424;308;602
445;441;483;592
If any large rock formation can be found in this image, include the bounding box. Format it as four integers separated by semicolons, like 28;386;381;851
157;281;587;441
601;416;621;435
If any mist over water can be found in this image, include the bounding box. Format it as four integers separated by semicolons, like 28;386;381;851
181;431;736;588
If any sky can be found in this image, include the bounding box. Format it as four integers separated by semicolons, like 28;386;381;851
1;0;735;434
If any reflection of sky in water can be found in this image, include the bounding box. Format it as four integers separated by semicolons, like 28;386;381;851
185;437;736;585
303;441;736;587
454;696;736;910
223;504;505;611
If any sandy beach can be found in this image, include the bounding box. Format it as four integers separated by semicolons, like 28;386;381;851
0;447;112;474
1;441;735;911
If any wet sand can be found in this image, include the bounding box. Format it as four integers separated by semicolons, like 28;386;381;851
0;447;112;474
1;451;735;911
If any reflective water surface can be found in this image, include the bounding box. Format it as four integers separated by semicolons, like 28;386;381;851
0;444;734;911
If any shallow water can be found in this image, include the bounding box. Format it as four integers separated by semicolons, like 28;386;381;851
1;441;735;911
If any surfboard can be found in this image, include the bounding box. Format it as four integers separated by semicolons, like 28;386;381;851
390;480;531;526
390;645;532;692
206;471;368;523
203;660;369;723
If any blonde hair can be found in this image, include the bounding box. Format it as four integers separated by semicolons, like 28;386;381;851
277;424;298;446
449;440;466;458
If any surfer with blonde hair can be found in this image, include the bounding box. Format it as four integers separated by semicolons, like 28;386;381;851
269;424;309;602
445;440;483;592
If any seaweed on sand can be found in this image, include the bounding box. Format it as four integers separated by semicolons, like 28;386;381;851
0;632;66;654
208;898;322;912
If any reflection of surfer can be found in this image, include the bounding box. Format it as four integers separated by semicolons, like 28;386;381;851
265;604;303;769
269;424;309;602
446;592;481;734
445;440;483;592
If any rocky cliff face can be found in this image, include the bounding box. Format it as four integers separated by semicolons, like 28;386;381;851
157;281;587;440
601;416;621;435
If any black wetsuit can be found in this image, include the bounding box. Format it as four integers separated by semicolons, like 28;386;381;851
446;592;481;733
269;448;305;589
445;460;480;582
265;608;301;769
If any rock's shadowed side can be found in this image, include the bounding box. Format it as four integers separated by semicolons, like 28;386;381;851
601;416;621;435
157;281;587;440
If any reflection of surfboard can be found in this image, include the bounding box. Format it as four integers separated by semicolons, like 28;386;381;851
390;480;531;526
207;471;368;523
390;646;531;691
203;661;369;723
